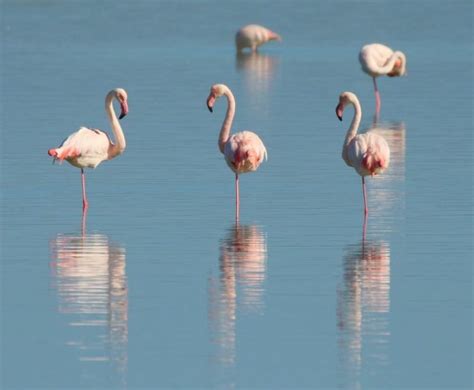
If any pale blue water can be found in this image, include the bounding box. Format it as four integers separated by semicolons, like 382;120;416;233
1;1;472;389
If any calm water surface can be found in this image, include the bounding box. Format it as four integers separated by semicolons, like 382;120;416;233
1;1;472;389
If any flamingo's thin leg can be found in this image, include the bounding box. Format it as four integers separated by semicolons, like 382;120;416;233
81;168;89;212
81;208;87;236
362;176;368;216
362;212;368;241
373;77;381;114
235;173;240;222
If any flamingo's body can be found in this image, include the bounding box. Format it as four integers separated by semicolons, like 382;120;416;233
223;131;267;174
49;127;113;168
206;84;267;220
336;91;390;215
359;43;407;113
235;24;281;53
48;88;129;212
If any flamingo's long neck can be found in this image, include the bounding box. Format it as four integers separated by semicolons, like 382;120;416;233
344;97;362;146
218;87;236;154
106;92;126;159
379;51;405;74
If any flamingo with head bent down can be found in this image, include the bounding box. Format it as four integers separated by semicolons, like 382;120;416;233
206;83;267;221
336;91;390;216
359;43;407;114
235;24;281;53
48;88;128;212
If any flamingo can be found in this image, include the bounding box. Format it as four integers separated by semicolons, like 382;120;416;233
235;24;281;53
206;84;267;221
336;92;390;216
359;43;407;114
48;88;128;212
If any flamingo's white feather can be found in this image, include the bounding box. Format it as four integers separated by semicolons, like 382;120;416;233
224;130;268;174
52;127;111;168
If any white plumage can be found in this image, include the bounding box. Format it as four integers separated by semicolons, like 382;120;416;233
359;43;407;77
52;127;112;168
224;131;268;174
235;24;281;52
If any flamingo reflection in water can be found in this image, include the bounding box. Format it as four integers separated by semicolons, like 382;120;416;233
50;232;128;383
236;51;279;108
208;224;267;373
337;238;391;389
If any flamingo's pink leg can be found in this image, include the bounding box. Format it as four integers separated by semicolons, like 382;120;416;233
362;176;368;216
235;173;240;222
81;208;87;236
362;212;368;241
373;77;381;114
81;169;89;212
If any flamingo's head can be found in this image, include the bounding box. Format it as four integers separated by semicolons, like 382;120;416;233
113;88;129;119
267;30;282;42
206;84;227;113
387;52;407;77
336;91;358;121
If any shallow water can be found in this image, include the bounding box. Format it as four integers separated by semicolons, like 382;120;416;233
1;0;472;389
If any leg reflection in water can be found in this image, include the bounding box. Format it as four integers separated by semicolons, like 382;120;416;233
337;236;391;389
208;224;268;385
50;230;128;386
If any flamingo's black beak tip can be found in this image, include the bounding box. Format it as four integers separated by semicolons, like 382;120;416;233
208;106;213;113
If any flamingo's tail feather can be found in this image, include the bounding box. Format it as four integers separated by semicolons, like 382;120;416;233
362;151;387;175
48;148;59;164
48;147;79;163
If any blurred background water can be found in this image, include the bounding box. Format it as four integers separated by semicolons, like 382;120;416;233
1;0;472;388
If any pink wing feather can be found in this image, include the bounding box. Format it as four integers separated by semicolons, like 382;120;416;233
48;127;111;168
224;131;267;174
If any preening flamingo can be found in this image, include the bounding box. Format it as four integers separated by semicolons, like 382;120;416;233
359;43;407;114
48;88;128;212
335;92;390;216
235;24;281;53
206;84;267;221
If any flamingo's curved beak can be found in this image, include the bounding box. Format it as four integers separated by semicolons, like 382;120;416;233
336;103;344;121
207;94;216;113
119;100;129;120
269;31;282;42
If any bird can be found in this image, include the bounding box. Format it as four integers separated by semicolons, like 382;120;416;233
48;88;128;212
335;91;390;216
359;43;407;114
206;84;267;221
235;24;281;53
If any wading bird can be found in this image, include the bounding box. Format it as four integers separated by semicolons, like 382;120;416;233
235;24;281;53
206;84;267;221
336;91;390;215
359;43;406;114
48;88;128;212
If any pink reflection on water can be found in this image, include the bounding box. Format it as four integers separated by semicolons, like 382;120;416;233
337;238;391;388
236;51;279;110
208;224;267;372
50;233;128;383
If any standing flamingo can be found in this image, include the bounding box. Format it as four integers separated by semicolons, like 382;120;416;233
336;92;390;216
48;88;128;212
206;84;267;221
235;24;282;53
359;43;407;114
